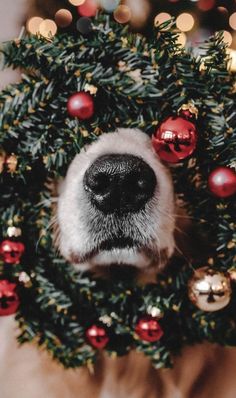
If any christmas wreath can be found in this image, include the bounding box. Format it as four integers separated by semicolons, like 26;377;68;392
0;9;236;369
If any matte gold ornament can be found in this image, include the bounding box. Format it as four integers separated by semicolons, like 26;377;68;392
188;267;232;312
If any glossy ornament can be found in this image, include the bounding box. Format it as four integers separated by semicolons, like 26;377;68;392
0;240;25;264
135;316;164;342
0;280;19;316
152;116;197;163
188;267;231;312
67;92;94;119
208;167;236;198
85;324;109;349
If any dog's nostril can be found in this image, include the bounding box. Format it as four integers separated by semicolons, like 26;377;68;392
85;172;111;195
83;154;157;214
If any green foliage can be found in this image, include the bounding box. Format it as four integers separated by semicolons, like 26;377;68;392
0;14;235;369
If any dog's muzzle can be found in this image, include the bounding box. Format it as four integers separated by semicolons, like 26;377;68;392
83;154;157;214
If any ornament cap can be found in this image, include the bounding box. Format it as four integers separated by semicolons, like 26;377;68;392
178;102;199;120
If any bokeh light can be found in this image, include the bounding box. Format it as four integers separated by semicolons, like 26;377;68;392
217;7;229;16
229;13;236;30
228;49;236;71
176;32;187;47
176;13;195;32
55;9;73;28
77;0;98;17
100;0;119;13
26;17;44;35
154;13;171;26
39;19;57;38
68;0;86;5
113;5;131;24
76;17;93;34
222;30;232;46
125;0;151;28
197;0;215;12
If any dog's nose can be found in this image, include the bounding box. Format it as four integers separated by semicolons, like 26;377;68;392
83;154;157;214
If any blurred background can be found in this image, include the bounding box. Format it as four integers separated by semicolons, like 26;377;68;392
0;0;236;89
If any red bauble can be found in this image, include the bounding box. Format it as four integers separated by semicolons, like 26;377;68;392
85;324;109;349
135;316;163;342
0;280;19;316
77;0;98;17
208;167;236;198
67;92;94;119
0;240;25;264
152;116;197;163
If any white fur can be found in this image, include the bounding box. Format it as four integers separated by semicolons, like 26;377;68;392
57;128;175;270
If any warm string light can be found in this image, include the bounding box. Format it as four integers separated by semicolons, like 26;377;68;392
55;9;73;28
113;5;131;24
39;19;57;39
176;32;187;47
68;0;86;5
223;30;233;46
26;17;43;35
154;12;171;26
176;13;195;32
229;13;236;30
228;49;236;71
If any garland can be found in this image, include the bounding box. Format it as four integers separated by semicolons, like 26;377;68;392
0;13;235;369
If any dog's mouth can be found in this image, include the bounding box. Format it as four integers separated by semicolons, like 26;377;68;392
70;236;167;270
99;237;136;251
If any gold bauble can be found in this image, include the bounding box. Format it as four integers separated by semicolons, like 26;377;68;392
188;267;232;312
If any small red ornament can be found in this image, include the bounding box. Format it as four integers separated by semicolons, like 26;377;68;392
152;116;197;163
0;240;25;264
85;324;109;349
77;0;98;17
67;91;94;119
208;166;236;198
0;280;19;316
135;316;164;342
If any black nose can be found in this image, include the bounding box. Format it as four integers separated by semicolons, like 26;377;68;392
83;154;157;214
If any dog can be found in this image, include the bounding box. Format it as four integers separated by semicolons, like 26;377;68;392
1;128;236;398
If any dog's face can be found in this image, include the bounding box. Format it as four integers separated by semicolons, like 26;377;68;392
57;128;175;272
